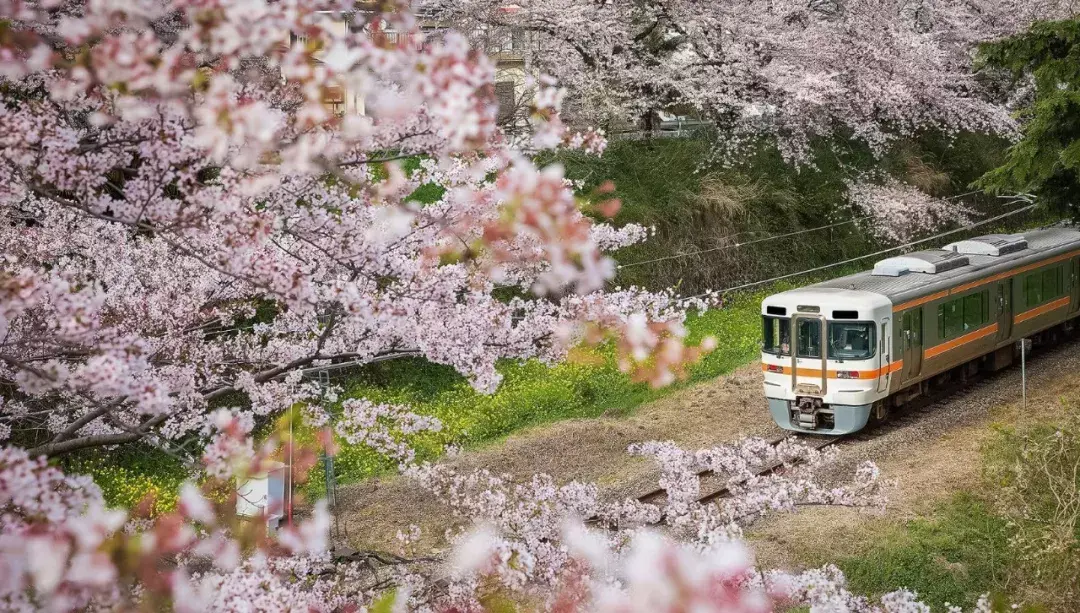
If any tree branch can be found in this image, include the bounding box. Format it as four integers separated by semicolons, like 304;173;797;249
28;413;169;457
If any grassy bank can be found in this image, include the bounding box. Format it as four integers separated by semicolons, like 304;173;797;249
822;401;1080;612
313;285;772;494
837;494;1012;609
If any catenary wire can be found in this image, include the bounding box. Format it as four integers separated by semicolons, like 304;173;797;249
615;190;987;270
680;201;1038;302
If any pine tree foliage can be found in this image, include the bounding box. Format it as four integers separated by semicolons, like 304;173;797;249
978;18;1080;215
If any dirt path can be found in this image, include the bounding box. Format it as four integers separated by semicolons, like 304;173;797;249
335;361;784;552
336;337;1080;563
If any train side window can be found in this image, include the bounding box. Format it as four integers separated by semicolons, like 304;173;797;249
940;299;963;339
1024;274;1043;308
963;293;983;331
1043;267;1062;300
904;309;923;344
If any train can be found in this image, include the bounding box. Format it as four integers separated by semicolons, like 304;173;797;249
761;225;1080;435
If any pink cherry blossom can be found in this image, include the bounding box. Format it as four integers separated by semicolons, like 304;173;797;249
0;1;1043;610
847;176;976;243
428;0;1077;163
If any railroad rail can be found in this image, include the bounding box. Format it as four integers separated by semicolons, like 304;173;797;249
582;434;842;529
604;350;1028;528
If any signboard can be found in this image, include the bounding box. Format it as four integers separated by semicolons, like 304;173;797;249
321;86;345;104
237;461;287;530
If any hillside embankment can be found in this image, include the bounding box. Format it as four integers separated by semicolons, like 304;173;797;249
554;132;1018;295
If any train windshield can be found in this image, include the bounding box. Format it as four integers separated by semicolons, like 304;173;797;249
828;322;875;360
763;317;824;357
766;317;873;360
795;319;822;358
762;316;791;355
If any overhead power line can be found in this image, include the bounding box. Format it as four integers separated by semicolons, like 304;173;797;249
617;217;868;269
616;189;996;271
681;201;1039;302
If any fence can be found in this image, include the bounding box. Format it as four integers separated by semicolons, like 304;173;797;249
607;119;716;142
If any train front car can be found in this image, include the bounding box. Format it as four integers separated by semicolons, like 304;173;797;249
761;288;894;434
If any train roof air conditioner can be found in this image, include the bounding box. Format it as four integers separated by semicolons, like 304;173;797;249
942;234;1028;256
871;250;970;277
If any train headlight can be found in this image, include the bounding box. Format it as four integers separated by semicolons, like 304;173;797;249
836;370;860;379
765;364;783;373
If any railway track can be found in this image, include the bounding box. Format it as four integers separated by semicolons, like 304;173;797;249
604;346;1041;528
629;435;799;506
585;434;843;529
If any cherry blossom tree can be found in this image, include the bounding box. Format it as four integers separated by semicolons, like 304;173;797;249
0;0;1046;610
427;0;1079;162
0;0;732;607
0;0;711;460
2;423;1020;611
845;176;977;244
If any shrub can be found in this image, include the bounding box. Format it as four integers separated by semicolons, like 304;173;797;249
986;404;1080;610
62;446;191;516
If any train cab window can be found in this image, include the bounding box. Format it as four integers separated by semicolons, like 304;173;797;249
828;322;875;360
762;316;791;356
796;319;822;358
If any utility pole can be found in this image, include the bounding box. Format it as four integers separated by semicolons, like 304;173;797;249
1019;338;1031;410
317;369;339;538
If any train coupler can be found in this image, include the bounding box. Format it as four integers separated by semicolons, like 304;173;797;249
794;396;824;430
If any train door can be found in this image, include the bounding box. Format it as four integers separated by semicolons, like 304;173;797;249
878;318;891;392
998;280;1013;339
901;309;923;383
1071;257;1080;315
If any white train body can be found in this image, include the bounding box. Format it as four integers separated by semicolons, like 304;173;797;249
760;288;894;434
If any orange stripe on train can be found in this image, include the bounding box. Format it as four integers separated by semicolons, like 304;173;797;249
923;322;998;359
1014;296;1071;324
761;360;903;379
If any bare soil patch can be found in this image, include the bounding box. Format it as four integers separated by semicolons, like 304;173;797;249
336;362;783;552
748;424;989;570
